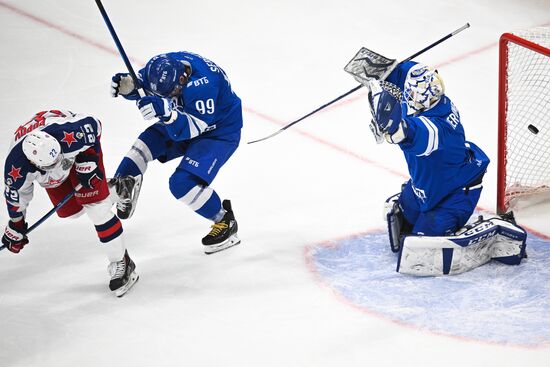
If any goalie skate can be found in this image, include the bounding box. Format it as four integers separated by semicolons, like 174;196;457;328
110;175;142;220
202;200;241;254
108;250;139;297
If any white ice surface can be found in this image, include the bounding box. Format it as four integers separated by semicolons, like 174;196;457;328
0;0;550;366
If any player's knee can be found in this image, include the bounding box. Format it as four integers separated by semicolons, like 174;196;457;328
169;171;221;219
122;138;153;175
84;198;116;225
169;171;200;199
83;198;123;243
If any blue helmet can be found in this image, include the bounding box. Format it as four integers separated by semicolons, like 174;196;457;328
143;55;188;97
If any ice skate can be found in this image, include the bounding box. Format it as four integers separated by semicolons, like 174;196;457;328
110;175;142;220
202;200;240;254
108;250;139;297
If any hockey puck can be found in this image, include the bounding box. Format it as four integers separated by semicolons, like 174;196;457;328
528;124;539;134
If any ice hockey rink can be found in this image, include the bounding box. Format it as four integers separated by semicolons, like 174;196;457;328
1;0;550;366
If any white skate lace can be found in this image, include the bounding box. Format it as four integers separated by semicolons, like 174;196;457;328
108;259;126;279
116;201;131;212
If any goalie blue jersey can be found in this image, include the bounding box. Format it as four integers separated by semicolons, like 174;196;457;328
386;62;490;212
139;51;242;140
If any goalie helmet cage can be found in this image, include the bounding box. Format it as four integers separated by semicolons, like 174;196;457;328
497;27;550;215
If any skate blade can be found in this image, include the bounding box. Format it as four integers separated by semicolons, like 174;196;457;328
114;272;139;297
204;234;241;255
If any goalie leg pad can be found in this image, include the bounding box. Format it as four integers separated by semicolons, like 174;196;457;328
397;217;527;276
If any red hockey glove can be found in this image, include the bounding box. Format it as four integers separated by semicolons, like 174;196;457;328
75;153;104;189
2;219;29;253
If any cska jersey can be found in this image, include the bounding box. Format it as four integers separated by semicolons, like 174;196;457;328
3;110;102;219
139;51;243;141
386;62;490;212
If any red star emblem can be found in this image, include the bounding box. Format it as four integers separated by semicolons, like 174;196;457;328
61;131;77;147
8;165;23;182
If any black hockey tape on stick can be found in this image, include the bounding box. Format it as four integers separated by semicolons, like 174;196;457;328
247;23;471;145
95;0;146;98
0;184;82;252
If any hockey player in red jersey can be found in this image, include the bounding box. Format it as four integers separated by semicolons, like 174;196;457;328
2;110;138;297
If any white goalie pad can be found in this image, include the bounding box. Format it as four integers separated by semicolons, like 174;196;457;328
344;47;398;86
397;217;527;276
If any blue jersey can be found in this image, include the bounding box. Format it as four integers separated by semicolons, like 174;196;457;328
4;110;102;219
139;51;242;141
386;62;490;212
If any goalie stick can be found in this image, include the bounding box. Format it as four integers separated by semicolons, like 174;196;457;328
0;184;83;252
95;0;146;98
247;23;470;144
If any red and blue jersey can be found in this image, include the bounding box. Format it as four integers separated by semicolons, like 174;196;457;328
4;110;102;219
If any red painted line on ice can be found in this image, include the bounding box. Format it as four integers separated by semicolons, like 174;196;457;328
2;1;549;235
0;0;142;65
244;107;408;178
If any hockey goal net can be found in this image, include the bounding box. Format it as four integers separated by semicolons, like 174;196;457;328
497;27;550;214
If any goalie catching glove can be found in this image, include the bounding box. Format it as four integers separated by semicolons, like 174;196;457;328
368;80;409;144
2;219;29;254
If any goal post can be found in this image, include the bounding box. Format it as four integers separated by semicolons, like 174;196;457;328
497;27;550;214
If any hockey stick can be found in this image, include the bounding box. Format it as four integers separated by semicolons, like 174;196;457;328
247;23;470;144
95;0;146;98
0;184;82;252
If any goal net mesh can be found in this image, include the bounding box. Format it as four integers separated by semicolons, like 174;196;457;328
498;27;550;213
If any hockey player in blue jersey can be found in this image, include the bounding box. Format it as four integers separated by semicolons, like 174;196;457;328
110;52;242;254
2;110;138;296
366;61;526;275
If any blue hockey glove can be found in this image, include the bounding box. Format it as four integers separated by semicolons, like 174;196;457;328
111;73;139;100
137;96;173;121
368;80;408;144
75;153;104;189
2;219;29;254
370;88;402;134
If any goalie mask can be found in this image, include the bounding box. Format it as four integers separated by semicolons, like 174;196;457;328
403;64;445;114
143;55;190;98
22;130;63;170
